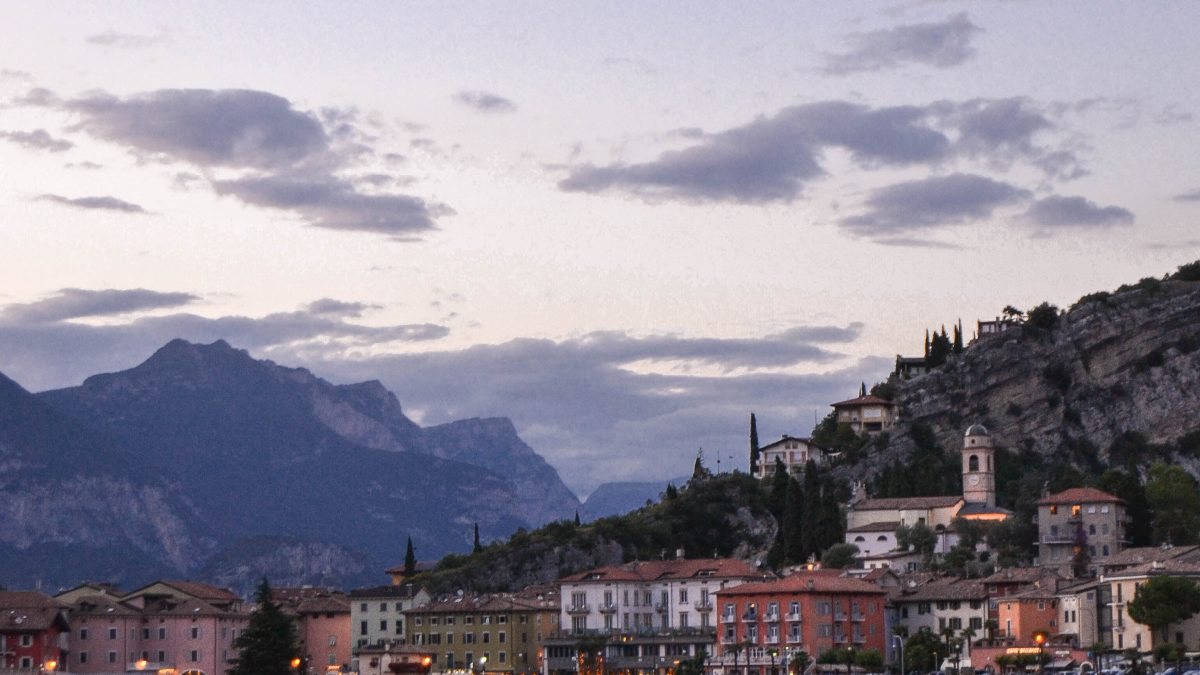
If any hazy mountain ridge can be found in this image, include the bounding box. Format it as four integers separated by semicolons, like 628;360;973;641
581;477;689;521
0;339;579;589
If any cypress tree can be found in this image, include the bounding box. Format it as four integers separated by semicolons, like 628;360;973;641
768;457;791;518
404;537;416;576
924;329;930;356
574;510;582;525
473;523;482;553
953;320;964;353
749;413;761;475
229;578;298;675
799;460;822;559
782;476;805;564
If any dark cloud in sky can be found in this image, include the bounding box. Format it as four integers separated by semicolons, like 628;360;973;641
0;288;198;324
86;30;169;48
1174;189;1200;203
454;90;517;113
0;129;73;152
560;101;949;203
0;293;873;492
823;13;983;75
1021;195;1134;229
37;193;146;213
67;89;329;170
211;172;449;236
20;87;455;238
840;173;1030;237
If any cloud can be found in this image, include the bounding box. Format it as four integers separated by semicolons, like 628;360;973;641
1;289;199;324
67;89;329;170
37;194;146;213
211;172;450;237
1021;195;1134;230
1174;189;1200;203
840;173;1030;237
0;294;449;392
454;90;517;113
0;129;73;152
86;30;169;48
823;13;983;75
559;101;949;203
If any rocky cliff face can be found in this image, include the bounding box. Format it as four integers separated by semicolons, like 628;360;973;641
197;536;371;597
851;278;1200;481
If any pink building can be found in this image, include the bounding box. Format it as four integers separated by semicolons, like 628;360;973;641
274;587;352;673
60;580;249;675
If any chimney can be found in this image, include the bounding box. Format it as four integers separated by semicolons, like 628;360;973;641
806;579;815;591
676;548;686;560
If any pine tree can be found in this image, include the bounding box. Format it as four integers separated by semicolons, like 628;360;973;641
229;578;298;675
473;523;482;553
924;329;930;357
952;321;963;354
574;510;582;525
749;413;761;475
404;537;416;576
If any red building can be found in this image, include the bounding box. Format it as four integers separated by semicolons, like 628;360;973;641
714;573;887;675
0;591;70;671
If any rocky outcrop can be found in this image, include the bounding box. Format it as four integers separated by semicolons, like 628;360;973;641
197;536;371;597
850;279;1200;481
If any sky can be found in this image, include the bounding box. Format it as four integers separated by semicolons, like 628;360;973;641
1;1;1199;497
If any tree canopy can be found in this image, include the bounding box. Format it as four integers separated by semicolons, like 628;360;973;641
1127;575;1200;641
1146;464;1200;545
229;578;298;675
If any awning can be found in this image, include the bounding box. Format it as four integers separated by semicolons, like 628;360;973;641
1047;659;1077;670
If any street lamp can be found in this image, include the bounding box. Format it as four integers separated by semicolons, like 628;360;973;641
892;636;905;675
1033;632;1047;675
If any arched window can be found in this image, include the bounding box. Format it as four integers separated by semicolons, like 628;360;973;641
854;536;866;543
968;455;979;472
877;535;888;542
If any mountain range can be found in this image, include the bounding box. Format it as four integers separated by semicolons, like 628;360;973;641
0;339;581;591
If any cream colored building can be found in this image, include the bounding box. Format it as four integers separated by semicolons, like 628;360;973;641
1108;559;1200;654
831;393;897;435
752;435;827;479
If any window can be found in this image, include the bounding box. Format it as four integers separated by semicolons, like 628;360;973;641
396;621;404;635
747;625;758;641
19;657;32;669
446;633;454;644
1089;524;1096;535
1102;505;1110;513
381;602;388;611
190;650;200;662
970;618;982;630
431;617;440;626
381;620;388;631
483;615;492;625
191;626;201;639
109;627;118;640
499;632;506;643
158;627;168;640
142;628;150;640
465;634;476;644
969;455;979;472
1088;505;1096;514
483;632;491;644
1050;505;1058;514
360;603;367;612
108;651;118;663
1103;545;1110;556
79;651;89;664
329;635;337;646
1071;504;1082;518
679;613;688;628
499;652;507;664
680;589;688;603
158;651;166;662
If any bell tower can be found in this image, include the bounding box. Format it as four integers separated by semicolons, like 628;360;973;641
962;424;996;507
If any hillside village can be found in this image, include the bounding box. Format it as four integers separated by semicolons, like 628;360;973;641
5;264;1200;675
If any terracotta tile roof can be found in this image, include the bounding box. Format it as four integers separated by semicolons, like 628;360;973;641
760;436;820;452
66;594;141;617
853;496;963;511
718;572;886;596
560;558;760;583
296;595;351;614
157;580;240;602
846;520;901;533
1101;545;1200;569
981;567;1059;585
831;395;894;408
141;596;241;617
409;592;558;614
0;591;67;632
894;578;987;602
1106;557;1200;579
1037;487;1123;506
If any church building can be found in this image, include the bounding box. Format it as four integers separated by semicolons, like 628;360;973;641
845;424;1010;562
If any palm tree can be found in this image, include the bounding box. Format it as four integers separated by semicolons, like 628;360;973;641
984;619;999;646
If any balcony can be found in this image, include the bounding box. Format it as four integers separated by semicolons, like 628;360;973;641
655;603;669;613
742;613;758;622
787;634;803;644
567;603;591;614
853;635;867;645
764;613;780;623
695;599;713;611
722;614;736;624
834;634;849;644
765;635;780;645
850;612;865;622
599;603;618;614
833;611;847;621
786;613;801;623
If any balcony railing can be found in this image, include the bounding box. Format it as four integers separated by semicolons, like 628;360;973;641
599;602;618;614
742;613;758;622
567;603;591;614
546;627;717;641
853;635;867;644
765;613;780;622
765;635;780;645
695;599;713;611
834;612;847;621
850;612;865;622
722;613;736;624
786;613;801;622
834;634;849;644
655;603;669;613
787;634;803;644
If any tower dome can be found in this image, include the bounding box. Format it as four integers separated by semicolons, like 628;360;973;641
965;423;990;438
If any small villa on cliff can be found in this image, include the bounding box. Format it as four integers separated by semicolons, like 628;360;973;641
831;386;897;436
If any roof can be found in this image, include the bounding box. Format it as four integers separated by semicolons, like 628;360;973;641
965;423;990;437
846;520;901;533
408;592;558;614
958;502;1012;517
981;567;1058;585
349;584;427;599
140;596;241;618
719;572;886;596
1037;487;1123;506
760;435;820;452
0;591;67;632
123;580;240;603
831;394;894;408
296;595;351;614
894;578;987;602
853;495;963;511
1106;557;1200;579
1101;545;1200;570
66;594;141;617
559;558;760;583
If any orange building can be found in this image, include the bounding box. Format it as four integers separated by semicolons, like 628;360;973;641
996;583;1060;646
714;572;887;674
